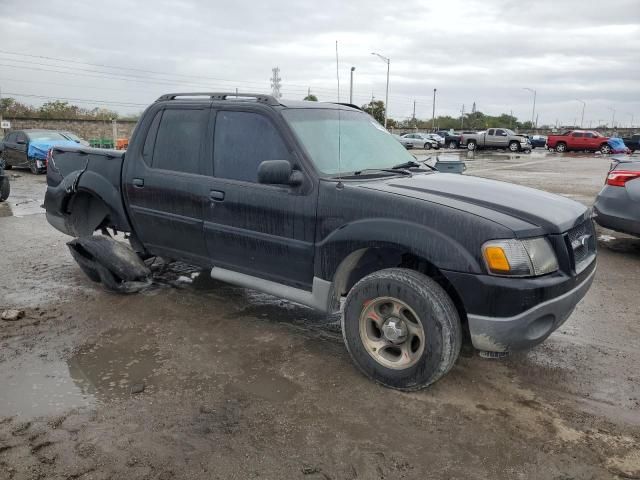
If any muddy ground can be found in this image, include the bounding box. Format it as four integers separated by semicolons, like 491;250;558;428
1;149;639;479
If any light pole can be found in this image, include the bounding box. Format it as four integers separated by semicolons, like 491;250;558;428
349;67;355;104
432;88;437;131
523;87;536;128
371;52;390;128
575;99;586;128
608;107;616;129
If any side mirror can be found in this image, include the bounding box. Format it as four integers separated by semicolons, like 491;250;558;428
257;160;302;186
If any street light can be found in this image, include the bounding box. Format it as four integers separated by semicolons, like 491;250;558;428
523;87;536;128
349;67;355;104
575;99;586;128
607;107;616;129
371;52;390;128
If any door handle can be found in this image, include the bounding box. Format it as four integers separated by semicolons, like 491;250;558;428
210;190;225;201
132;178;144;188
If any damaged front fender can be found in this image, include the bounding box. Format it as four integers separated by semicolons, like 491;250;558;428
67;235;151;293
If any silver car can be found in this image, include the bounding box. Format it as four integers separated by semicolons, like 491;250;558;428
593;158;640;236
400;133;440;150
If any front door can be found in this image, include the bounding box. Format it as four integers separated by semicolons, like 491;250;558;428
124;105;212;265
203;107;317;289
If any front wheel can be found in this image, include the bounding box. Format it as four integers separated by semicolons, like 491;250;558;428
342;268;462;390
0;177;9;202
467;141;477;151
555;142;567;153
508;141;520;152
600;144;612;154
29;159;41;175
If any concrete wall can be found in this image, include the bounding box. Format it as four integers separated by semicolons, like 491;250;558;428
1;117;138;141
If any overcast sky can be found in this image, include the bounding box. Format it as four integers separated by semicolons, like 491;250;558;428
0;0;638;127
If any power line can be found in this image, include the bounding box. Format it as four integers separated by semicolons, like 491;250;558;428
2;92;148;107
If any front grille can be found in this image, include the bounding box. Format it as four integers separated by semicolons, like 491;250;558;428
566;220;596;273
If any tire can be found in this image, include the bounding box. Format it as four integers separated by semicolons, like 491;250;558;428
342;268;462;390
467;141;477;151
555;142;567;153
600;144;612;154
508;141;520;152
0;177;9;202
29;159;40;175
423;143;432;150
448;141;457;149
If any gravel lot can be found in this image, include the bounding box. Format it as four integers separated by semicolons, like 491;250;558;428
1;148;639;479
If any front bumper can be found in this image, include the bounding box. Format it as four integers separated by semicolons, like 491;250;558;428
444;260;596;352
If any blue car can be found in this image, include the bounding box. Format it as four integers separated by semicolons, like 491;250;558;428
529;135;547;149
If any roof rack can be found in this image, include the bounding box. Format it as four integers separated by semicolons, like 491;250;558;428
155;92;281;106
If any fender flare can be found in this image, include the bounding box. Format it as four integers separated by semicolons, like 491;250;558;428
315;218;482;283
75;170;131;231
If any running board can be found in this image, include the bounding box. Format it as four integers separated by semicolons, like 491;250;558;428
210;267;332;312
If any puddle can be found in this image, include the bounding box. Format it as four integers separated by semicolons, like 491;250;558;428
0;360;93;418
0;329;165;419
68;329;165;401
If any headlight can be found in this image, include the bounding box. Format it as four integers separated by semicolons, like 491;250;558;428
482;238;558;277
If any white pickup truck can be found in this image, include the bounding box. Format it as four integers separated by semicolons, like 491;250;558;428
460;128;532;153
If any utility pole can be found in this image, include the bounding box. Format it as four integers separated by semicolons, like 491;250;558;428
461;104;465;129
432;88;437;131
371;52;390;128
349;67;355;104
270;67;282;99
509;109;513;129
627;113;634;128
412;100;416;127
575;99;586;128
111;119;117;147
523;87;536;127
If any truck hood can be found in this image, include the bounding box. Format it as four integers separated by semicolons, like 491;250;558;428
361;173;589;235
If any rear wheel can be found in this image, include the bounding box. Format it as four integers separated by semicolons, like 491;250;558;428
467;141;477;151
555;142;567;153
448;140;457;149
423;143;432;150
600;144;612;154
29;159;40;175
342;268;462;390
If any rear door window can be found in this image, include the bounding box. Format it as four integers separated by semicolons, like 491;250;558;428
152;108;208;174
487;129;495;135
572;132;583;138
213;110;290;183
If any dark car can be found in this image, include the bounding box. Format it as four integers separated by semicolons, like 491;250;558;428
529;135;547;149
44;92;596;390
0;156;9;202
436;131;462;149
593;158;640;236
621;133;640;153
0;129;75;174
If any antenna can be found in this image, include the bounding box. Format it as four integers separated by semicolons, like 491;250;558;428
336;40;343;184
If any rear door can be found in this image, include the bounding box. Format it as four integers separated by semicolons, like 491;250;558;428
123;104;212;265
202;106;317;289
2;133;16;165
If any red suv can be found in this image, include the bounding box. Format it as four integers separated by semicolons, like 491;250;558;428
546;130;611;154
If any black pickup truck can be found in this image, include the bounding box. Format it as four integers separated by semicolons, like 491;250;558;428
44;93;597;390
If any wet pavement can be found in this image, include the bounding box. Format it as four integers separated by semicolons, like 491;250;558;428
1;151;639;479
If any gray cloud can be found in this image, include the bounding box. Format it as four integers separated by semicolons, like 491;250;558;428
0;0;638;126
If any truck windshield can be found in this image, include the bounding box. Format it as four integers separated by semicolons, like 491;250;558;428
282;108;414;176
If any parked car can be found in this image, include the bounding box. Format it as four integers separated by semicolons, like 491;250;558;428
437;131;463;149
426;133;445;146
44;92;596;390
392;134;413;149
621;133;640;153
546;130;611;154
0;129;78;174
460;128;532;152
529;135;547;149
401;132;440;150
60;131;90;146
0;156;9;202
593;158;640;236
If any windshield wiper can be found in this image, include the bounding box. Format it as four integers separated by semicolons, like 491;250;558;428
391;159;437;171
351;168;412;176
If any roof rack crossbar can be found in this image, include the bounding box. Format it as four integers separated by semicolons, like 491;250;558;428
155;92;280;106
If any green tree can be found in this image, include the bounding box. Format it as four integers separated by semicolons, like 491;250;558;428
303;94;318;101
361;100;386;125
